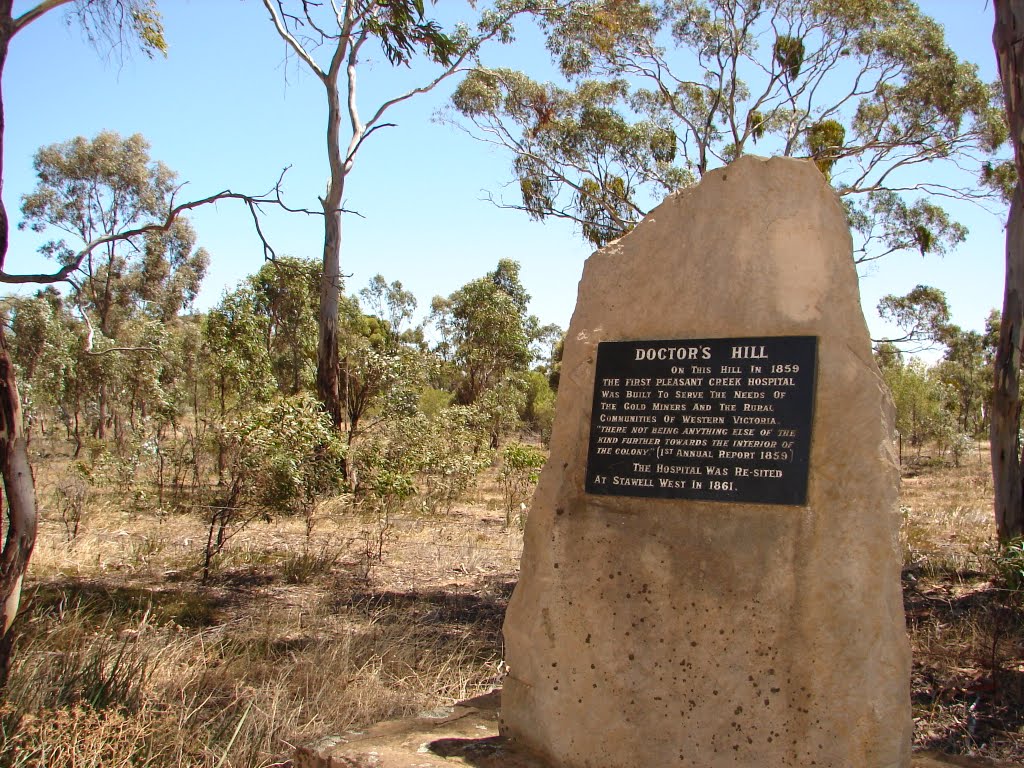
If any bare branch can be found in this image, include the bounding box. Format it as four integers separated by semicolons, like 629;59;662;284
12;0;74;33
0;171;299;285
263;0;328;80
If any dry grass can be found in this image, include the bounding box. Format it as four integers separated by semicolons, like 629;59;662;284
900;441;995;576
3;441;1024;765
2;450;520;767
900;444;1024;762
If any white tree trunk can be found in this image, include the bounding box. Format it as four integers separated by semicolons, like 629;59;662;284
992;0;1024;541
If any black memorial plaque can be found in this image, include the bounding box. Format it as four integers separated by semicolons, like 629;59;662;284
585;336;817;505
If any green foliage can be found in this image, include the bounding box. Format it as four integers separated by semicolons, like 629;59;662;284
805;120;845;177
475;375;528;448
747;110;766;141
354;405;492;516
203;290;273;390
773;35;805;81
982;159;1017;204
198;394;347;580
359;274;418;336
69;0;168;59
877;285;951;348
849;190;968;264
248;257;320;395
578;175;634;246
6;293;75;427
881;357;949;461
451;0;1006;258
935;324;991;438
339;303;429;444
362;0;459;67
226;394;346;518
20;132;205;336
450;70;687;246
498;441;546;528
548;336;565;391
418;387;454;417
873;341;903;373
521;369;556;441
876;302;993;462
992;537;1024;594
431;259;533;404
944;430;973;469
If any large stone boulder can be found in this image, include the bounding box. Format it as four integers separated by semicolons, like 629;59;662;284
500;155;911;768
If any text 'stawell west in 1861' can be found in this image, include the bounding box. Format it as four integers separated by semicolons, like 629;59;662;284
585;336;817;506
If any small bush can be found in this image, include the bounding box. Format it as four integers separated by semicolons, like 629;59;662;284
53;467;90;541
992;537;1024;594
499;442;546;529
280;542;345;584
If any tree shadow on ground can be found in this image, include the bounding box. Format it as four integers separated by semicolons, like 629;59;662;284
905;577;1024;761
335;578;516;635
21;578;225;628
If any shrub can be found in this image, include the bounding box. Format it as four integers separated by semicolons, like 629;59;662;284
521;370;556;443
354;406;492;517
993;537;1024;594
202;394;346;580
499;442;546;528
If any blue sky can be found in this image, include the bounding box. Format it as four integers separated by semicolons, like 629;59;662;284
1;0;1006;347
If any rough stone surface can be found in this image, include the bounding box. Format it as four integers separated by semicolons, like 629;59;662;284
292;690;550;768
293;691;1006;768
500;156;912;768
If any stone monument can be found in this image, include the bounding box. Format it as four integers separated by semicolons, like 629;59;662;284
500;155;911;767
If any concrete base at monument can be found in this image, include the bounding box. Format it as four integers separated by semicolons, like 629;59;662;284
500;156;911;768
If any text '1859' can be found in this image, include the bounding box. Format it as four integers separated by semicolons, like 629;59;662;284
585;336;817;505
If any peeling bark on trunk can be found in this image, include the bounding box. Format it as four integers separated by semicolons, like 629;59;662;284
318;206;342;429
992;1;1024;542
0;8;35;689
0;328;36;688
991;187;1024;542
316;42;347;432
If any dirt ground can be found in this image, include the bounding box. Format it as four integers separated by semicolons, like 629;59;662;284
7;442;1024;766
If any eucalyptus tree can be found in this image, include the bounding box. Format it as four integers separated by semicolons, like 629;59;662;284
339;311;428;461
19;131;210;437
992;0;1024;542
259;0;539;427
450;0;1007;254
0;0;168;689
935;324;989;437
876;285;952;351
21;132;209;333
360;274;418;338
202;288;275;420
201;287;275;482
879;354;947;464
5;292;75;439
248;256;320;395
430;258;533;405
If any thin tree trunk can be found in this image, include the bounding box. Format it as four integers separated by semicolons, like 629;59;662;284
318;207;342;427
0;328;36;687
97;383;108;439
992;0;1024;542
991;184;1024;542
316;58;347;430
0;10;36;688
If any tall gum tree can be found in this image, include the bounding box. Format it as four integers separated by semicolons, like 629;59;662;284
19;131;210;438
259;0;539;427
0;1;291;685
449;0;1009;257
992;0;1024;542
0;0;166;687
